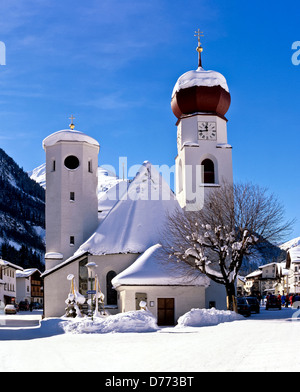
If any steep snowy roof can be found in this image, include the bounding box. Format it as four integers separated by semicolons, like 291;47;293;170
97;167;129;215
245;270;262;279
0;259;23;271
172;66;229;98
43;129;100;149
16;268;40;278
74;161;180;256
112;244;210;288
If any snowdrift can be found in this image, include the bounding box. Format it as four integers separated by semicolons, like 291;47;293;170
60;310;159;334
176;308;244;328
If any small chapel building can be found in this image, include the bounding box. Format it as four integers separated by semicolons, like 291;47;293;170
41;38;232;324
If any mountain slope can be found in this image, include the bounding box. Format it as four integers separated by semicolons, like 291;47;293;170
280;236;300;251
0;148;45;270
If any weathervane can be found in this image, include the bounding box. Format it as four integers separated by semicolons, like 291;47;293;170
194;29;204;68
69;115;75;130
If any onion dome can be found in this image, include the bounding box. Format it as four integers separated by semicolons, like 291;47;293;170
171;31;231;119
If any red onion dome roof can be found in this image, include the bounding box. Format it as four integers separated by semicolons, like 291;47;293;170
171;66;231;119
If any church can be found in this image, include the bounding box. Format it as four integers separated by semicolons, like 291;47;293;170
41;34;233;325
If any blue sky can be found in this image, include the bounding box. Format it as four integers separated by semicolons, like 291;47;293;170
0;0;299;239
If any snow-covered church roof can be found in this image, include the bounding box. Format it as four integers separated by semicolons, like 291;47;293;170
97;167;129;216
43;129;100;149
74;161;180;256
112;244;210;288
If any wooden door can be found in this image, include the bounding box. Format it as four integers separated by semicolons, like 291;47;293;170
157;298;175;326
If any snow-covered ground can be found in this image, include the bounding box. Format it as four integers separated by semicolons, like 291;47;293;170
0;307;299;373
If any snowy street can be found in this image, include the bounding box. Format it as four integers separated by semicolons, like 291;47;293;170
0;307;299;373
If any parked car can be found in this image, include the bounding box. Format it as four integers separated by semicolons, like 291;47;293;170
18;301;29;311
237;297;251;317
246;297;260;313
4;304;17;315
32;302;43;310
266;295;281;310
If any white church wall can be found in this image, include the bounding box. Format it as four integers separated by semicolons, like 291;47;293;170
116;285;206;324
89;253;140;311
205;280;227;310
44;261;80;318
43;253;140;318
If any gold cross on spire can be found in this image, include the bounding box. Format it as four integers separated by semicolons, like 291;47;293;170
69;115;75;130
194;29;204;46
194;29;204;68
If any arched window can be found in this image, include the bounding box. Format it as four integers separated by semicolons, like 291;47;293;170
106;271;117;305
202;159;215;184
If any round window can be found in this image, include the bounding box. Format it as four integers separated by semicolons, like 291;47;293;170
64;155;80;170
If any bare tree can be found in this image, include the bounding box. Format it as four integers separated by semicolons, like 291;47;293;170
162;182;294;311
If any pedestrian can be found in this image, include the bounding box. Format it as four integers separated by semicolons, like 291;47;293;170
278;294;281;302
29;302;33;312
285;295;290;307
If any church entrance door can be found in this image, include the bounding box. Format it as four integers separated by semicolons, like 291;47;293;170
157;298;175;326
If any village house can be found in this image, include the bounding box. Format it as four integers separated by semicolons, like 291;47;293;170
285;246;300;293
0;258;22;308
244;262;289;297
16;268;44;306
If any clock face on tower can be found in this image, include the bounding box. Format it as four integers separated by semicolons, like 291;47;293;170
198;121;217;140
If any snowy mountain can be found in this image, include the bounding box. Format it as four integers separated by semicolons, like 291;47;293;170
0;148;45;270
280;236;300;251
28;163;46;189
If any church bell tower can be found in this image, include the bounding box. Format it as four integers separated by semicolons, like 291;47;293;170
43;117;100;270
172;31;233;211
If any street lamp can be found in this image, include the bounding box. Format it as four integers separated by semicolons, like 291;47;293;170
85;261;98;320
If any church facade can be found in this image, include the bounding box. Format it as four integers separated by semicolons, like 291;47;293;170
41;39;233;324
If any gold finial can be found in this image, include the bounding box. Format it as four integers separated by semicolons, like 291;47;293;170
69;115;75;130
194;29;204;68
